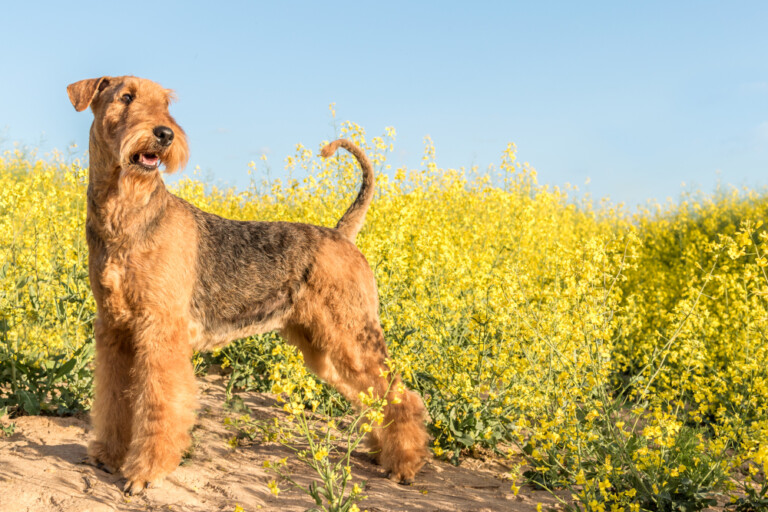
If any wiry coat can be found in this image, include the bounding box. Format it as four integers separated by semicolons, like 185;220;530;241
67;76;428;495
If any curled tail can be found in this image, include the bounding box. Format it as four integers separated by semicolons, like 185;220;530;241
320;138;375;242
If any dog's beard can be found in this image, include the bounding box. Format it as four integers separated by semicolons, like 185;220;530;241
120;128;188;174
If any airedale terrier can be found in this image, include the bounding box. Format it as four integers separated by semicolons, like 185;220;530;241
66;76;428;494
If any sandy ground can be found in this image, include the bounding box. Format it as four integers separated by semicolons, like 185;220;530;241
0;374;565;512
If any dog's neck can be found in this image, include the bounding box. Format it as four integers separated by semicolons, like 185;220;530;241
86;132;169;246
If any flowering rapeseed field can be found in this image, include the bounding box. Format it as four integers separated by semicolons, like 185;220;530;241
1;122;767;510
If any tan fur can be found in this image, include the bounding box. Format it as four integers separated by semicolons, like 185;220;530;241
67;76;428;495
321;139;376;240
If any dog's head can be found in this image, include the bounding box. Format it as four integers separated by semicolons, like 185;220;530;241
67;76;189;174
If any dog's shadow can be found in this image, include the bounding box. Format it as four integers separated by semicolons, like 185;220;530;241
1;420;127;503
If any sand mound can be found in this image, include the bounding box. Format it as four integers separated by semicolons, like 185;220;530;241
0;374;562;512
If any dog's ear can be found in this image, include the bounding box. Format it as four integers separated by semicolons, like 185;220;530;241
67;77;110;112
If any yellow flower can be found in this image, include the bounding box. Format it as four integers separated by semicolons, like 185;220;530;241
4;123;768;509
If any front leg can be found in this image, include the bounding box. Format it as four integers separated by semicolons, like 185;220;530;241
121;315;197;494
88;319;134;473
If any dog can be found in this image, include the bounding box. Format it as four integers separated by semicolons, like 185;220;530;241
66;76;428;494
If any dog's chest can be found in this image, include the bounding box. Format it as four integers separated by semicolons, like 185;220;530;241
87;230;139;325
94;252;134;324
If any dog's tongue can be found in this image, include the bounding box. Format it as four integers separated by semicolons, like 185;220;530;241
139;153;159;167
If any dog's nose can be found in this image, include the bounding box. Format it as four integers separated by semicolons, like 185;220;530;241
153;126;174;147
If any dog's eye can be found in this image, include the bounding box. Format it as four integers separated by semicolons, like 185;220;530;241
121;93;134;105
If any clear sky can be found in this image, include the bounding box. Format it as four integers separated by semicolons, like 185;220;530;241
2;1;767;208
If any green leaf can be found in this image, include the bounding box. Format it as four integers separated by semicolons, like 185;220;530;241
56;299;66;320
458;434;475;447
74;342;95;365
17;390;40;415
54;357;78;381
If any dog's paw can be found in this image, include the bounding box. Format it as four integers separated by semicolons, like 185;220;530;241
123;477;163;496
82;455;116;474
387;471;415;485
124;479;147;496
87;440;124;474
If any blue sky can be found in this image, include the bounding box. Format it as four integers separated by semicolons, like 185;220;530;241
1;1;767;207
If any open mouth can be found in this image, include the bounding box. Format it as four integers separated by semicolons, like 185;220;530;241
131;152;160;170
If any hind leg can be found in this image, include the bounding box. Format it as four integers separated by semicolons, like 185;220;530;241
282;322;428;483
